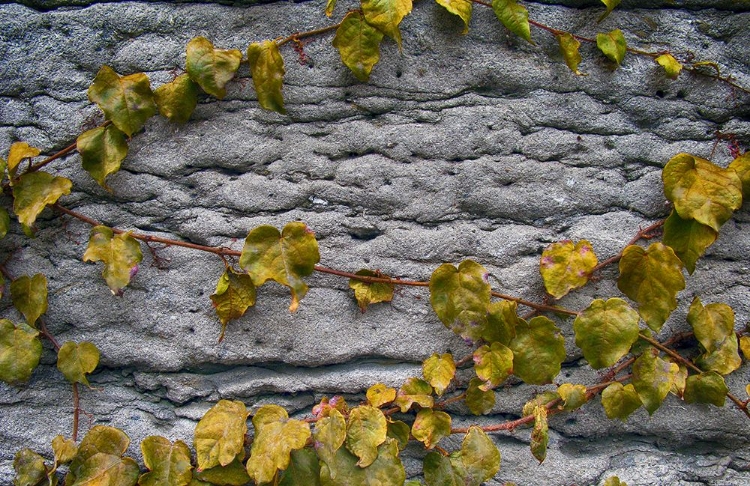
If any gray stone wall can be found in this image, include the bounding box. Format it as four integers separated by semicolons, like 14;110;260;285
1;1;749;484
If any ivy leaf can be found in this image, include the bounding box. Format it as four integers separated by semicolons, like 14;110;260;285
429;260;491;343
139;436;193;486
483;300;518;345
82;226;143;296
0;207;9;239
557;33;585;75
617;243;685;332
248;40;287;114
247;404;311;484
530;405;548;464
687;297;741;375
313;408;347;467
683;371;728;407
360;0;413;49
573;298;640;369
193;458;250;486
210;268;256;341
366;383;397;408
394;377;434;412
436;0;472;34
57;341;100;387
655;53;682;80
669;360;688;397
10;274;48;328
333;11;384;83
52;435;78;465
278;448;321;486
460;426;501;484
473;342;513;391
539;240;597;299
386;420;410;451
465;377;495;415
509;316;566;384
632;350;679;415
67;425;139;486
345;405;387;468
662;153;743;232
598;0;621;22
348;269;394;312
0;320;41;385
596;29;627;65
601;382;642;420
325;0;337;17
12;172;72;228
412;409;451;449
239;222;320;313
88;65;156;137
662;210;717;274
728;152;750;200
522;392;560;417
13;449;50;486
319;438;405;486
194;400;248;471
77;124;129;188
186;37;242;100
423;353;456;396
492;0;532;43
604;476;627;486
154;74;199;124
7;142;41;180
740;335;750;360
557;383;588;411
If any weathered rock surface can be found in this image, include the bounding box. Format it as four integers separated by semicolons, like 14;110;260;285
1;1;749;484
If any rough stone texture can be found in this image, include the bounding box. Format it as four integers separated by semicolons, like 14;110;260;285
1;1;749;484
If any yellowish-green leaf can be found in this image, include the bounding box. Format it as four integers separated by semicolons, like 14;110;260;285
320;438;405;486
193;458;250;486
345;405;387;468
574;298;640;369
601;382;642;420
557;383;588;411
473;342;513;391
186;37;242;100
728;153;750;200
0;207;9;240
557;32;585;75
483;300;519;345
139;436;193;486
0;320;41;385
423;353;455;396
740;335;750;360
522;391;560;417
247;40;286;114
13;448;49;486
348;269;393;312
492;0;532;43
662;153;743;232
603;476;627;486
412;408;451;449
7;142;41;180
57;341;99;387
436;0;472;34
361;0;413;49
12;172;72;228
540;240;597;299
210;268;256;341
655;53;682;80
662;210;717;274
10;274;47;328
154;74;199;124
239;222;320;312
52;435;78;465
366;383;396;408
461;426;501;483
194;400;248;471
669;359;688;397
325;0;337;17
465;377;495;415
683;371;728;407
632;350;679;415
394;377;434;412
530;405;548;464
82;226;143;296
687;297;741;375
313;408;346;467
67;425;138;486
278;448;321;486
429;260;491;343
596;29;627;65
77;124;129;189
598;0;621;22
509;316;566;384
333;12;384;83
88;66;156;137
617;243;685;332
386;419;410;451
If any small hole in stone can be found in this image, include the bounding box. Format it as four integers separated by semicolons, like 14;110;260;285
656;90;665;98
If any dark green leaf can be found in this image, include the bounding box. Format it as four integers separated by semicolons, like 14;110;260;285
278;448;321;486
386;420;410;451
0;207;9;240
662;210;717;274
88;65;156;137
483;300;518;345
193;458;250;486
319;438;405;486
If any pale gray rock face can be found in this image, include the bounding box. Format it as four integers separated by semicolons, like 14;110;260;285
1;1;749;485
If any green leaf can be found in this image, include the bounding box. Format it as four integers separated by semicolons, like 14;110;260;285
366;383;397;408
539;240;597;299
361;0;413;49
345;405;387;468
7;142;41;181
429;260;491;343
530;405;548;464
82;226;143;296
460;426;501;484
483;300;519;345
436;0;472;34
412;408;451;449
139;436;193;486
194;400;248;471
13;448;49;486
239;222;320;312
603;476;627;486
313;408;347;467
473;342;513;391
465;377;495;415
573;298;640;369
632;350;679;415
67;425;139;486
320;438;405;486
617;243;685;332
601;383;641;420
423;353;455;396
596;29;627;65
154;74;199;124
210;268;256;341
557;33;584;75
386;420;410;451
687;297;741;375
669;359;688;397
492;0;532;43
522;392;560;417
557;383;588;411
185;37;242;100
193;458;250;486
88;65;156;137
77;124;129;189
57;341;99;387
598;0;621;22
728;153;750;200
393;377;434;412
278;448;321;486
509;316;566;384
683;371;728;407
662;153;743;232
740;335;750;360
246;404;311;484
0;207;9;240
247;40;287;114
333;12;385;83
12;172;72;228
10;274;48;328
0;319;42;384
52;435;78;465
325;0;337;17
422;452;461;486
348;269;394;312
662;210;717;274
655;53;682;80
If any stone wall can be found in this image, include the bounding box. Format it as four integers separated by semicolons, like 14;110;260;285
1;1;749;484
